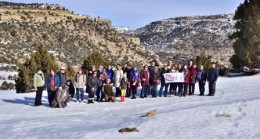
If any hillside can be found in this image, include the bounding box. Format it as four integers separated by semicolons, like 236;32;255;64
0;2;157;66
117;14;236;66
0;75;260;138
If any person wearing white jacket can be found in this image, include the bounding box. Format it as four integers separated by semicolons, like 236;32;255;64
113;64;123;97
74;68;86;103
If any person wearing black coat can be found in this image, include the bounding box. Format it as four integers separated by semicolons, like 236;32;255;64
207;62;219;96
87;71;98;103
196;65;207;96
66;80;75;98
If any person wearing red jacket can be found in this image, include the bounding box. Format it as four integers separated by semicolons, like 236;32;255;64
140;65;150;98
189;64;197;95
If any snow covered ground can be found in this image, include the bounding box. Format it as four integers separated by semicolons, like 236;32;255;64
0;75;259;139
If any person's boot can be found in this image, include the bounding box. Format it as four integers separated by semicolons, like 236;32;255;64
121;96;123;102
131;94;136;99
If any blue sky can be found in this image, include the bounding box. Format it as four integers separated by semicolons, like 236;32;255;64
6;0;244;28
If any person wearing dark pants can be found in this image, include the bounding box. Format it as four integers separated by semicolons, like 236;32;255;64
208;82;216;96
34;69;45;106
140;65;150;98
46;69;60;106
189;64;197;95
177;83;184;96
141;85;149;98
48;91;56;105
168;65;177;96
150;66;160;97
35;86;44;106
159;65;168;97
183;83;188;97
116;88;121;97
182;64;190;97
131;83;137;99
177;64;184;97
131;67;139;99
169;83;177;96
163;83;169;97
197;65;207;96
126;65;133;97
96;86;102;101
87;71;98;103
207;62;218;96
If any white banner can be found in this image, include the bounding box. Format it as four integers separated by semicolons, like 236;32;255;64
163;73;184;83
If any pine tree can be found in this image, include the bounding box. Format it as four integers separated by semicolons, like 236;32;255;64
196;52;212;68
33;44;59;75
15;44;59;93
65;64;76;81
230;0;260;68
82;52;108;73
15;64;30;93
1;81;9;90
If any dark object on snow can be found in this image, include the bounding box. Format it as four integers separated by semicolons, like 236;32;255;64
118;127;139;133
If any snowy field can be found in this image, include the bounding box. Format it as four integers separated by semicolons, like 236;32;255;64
0;75;260;139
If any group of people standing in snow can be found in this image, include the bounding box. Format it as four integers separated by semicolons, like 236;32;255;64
33;66;69;107
33;59;219;108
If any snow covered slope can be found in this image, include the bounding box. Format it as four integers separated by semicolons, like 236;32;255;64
0;75;259;139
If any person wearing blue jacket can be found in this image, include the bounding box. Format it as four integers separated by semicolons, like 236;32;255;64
46;69;60;106
130;67;139;99
197;65;207;96
126;65;134;97
207;62;218;96
106;65;114;82
57;65;67;87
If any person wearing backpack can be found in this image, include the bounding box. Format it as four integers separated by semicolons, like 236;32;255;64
75;68;86;103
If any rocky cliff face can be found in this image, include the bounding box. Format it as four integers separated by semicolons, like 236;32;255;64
0;2;158;67
116;14;235;66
